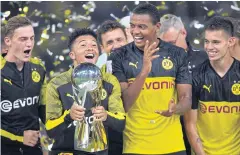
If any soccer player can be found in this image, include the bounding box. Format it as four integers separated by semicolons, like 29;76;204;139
109;3;192;155
159;14;208;73
159;14;208;155
97;20;128;155
1;16;47;155
184;16;240;155
97;20;128;54
45;28;125;155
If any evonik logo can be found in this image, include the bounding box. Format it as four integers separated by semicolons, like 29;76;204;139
0;96;39;112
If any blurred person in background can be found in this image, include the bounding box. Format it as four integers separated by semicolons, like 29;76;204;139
96;20;129;74
97;20;128;55
159;14;208;74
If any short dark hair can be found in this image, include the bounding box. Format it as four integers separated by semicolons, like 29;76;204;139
132;3;160;25
68;28;100;51
97;20;127;45
205;16;234;37
236;20;240;39
224;17;240;39
5;16;32;38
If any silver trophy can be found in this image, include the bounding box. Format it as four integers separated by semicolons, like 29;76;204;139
72;63;108;152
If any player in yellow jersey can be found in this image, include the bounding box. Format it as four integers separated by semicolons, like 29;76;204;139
184;16;240;155
109;3;192;155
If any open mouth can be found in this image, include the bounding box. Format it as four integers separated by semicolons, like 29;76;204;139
85;53;95;59
24;49;31;54
134;36;144;42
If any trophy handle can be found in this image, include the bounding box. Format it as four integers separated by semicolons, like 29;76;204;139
39;118;54;151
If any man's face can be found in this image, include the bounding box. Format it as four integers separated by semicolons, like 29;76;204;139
5;25;34;62
101;28;127;53
130;14;159;50
160;27;186;50
204;30;233;61
70;35;99;65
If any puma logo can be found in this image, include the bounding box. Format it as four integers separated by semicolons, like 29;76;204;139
129;61;138;69
203;85;211;93
4;79;12;85
66;93;74;100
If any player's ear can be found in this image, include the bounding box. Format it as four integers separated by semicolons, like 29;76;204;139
228;37;235;47
181;28;187;38
69;51;75;60
4;37;11;47
155;22;161;30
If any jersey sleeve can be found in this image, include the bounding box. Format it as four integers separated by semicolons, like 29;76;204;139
103;73;126;132
45;80;73;139
108;50;128;83
176;49;192;84
192;72;201;109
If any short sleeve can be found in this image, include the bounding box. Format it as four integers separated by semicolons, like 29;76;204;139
108;50;128;83
176;49;192;84
192;73;201;109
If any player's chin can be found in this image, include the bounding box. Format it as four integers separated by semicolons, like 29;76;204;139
134;42;145;50
208;56;219;61
22;57;31;62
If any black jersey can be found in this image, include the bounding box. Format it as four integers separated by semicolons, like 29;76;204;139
192;59;240;154
1;56;47;144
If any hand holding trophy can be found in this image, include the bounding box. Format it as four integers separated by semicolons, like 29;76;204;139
71;62;108;152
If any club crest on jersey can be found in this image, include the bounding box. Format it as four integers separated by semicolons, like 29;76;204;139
32;70;41;83
231;81;240;95
162;57;173;70
101;88;107;100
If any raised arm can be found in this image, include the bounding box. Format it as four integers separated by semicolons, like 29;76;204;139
117;41;159;112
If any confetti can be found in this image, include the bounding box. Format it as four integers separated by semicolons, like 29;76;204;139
231;5;240;11
23;6;29;13
51;24;56;33
194;39;200;45
59;55;64;61
207;10;215;16
2;11;11;18
1;1;237;78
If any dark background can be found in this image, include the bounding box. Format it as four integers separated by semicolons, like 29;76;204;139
1;1;240;79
